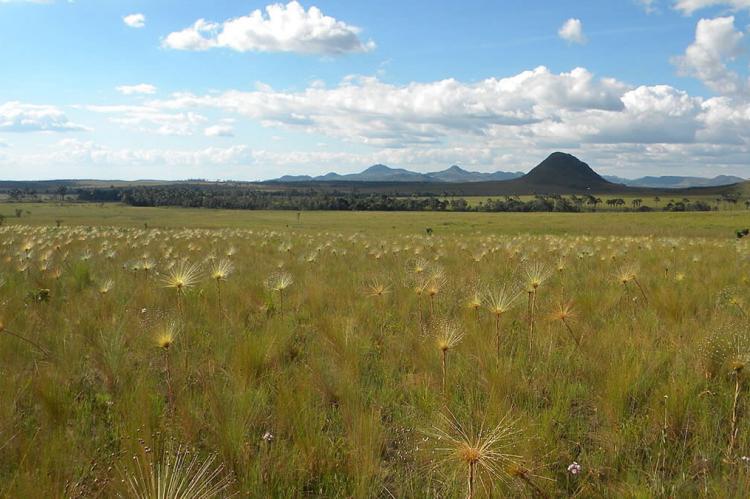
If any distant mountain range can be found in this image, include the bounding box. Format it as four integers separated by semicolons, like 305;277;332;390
270;164;524;183
603;174;745;189
269;162;743;188
2;152;744;199
270;152;622;194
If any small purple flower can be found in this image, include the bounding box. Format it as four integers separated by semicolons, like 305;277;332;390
567;461;582;475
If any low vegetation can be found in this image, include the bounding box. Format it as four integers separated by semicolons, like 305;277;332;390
1;209;750;496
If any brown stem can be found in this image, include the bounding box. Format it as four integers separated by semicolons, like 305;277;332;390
2;328;50;357
468;461;476;499
526;291;532;324
261;441;271;483
495;315;501;360
418;301;424;330
529;290;537;348
441;350;447;395
735;302;747;318
164;350;174;412
728;374;741;457
562;318;580;347
633;278;648;305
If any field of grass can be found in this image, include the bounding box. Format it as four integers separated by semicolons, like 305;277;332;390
2;202;750;238
407;194;750;211
2;204;750;497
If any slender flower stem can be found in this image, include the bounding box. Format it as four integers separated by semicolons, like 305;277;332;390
495;315;501;359
468;460;476;499
164;349;175;412
526;291;533;324
734;302;747;317
1;327;49;357
632;278;648;304
529;290;537;348
728;373;742;457
562;318;580;347
441;350;447;395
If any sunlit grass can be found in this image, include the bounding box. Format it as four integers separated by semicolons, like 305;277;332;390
0;209;749;496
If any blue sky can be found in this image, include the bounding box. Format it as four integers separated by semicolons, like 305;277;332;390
0;0;749;180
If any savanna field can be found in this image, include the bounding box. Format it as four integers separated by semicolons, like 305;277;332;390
3;206;750;497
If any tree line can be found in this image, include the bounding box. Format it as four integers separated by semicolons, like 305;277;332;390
70;185;720;212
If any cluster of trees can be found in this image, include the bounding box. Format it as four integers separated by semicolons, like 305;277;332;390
6;189;39;201
72;186;720;213
4;185;69;201
663;200;713;211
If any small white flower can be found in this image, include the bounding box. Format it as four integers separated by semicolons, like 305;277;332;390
262;431;274;443
567;461;582;475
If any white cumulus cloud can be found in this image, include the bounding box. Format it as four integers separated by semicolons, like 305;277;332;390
46;139;253;167
151;67;628;146
204;124;235;137
115;83;157;95
672;16;747;95
86;104;206;136
82;63;750;159
123;13;145;28
31;61;748;179
162;1;375;55
0;101;89;132
558;18;587;45
674;0;750;15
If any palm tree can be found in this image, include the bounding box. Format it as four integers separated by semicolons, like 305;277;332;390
586;195;602;212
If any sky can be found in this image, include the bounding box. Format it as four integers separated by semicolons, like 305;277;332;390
0;0;749;180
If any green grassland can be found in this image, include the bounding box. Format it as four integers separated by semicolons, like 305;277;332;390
2;202;750;238
456;193;750;210
395;191;750;210
2;204;750;497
